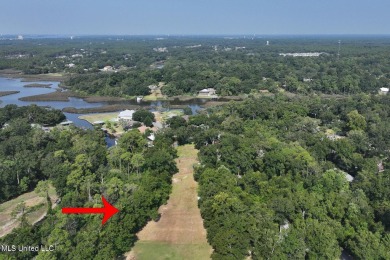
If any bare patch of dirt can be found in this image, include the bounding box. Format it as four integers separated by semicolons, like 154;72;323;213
0;186;58;237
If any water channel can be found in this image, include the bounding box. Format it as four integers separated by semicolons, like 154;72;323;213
0;77;207;147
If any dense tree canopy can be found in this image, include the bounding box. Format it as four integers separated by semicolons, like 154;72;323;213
166;94;390;259
1;36;390;97
0;106;177;259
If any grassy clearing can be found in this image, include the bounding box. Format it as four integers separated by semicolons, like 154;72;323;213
161;110;184;121
0;186;57;237
144;83;166;101
63;104;141;114
79;112;124;135
128;144;212;260
79;112;119;123
176;144;198;158
132;242;211;260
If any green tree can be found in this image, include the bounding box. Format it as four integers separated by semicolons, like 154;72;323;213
131;153;145;176
347;110;366;131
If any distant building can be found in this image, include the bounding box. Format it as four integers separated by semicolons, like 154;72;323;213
102;66;113;72
185;44;202;49
199;88;217;96
118;110;135;120
153;47;168;53
379;88;389;95
279;52;325;57
71;54;83;58
30;123;42;129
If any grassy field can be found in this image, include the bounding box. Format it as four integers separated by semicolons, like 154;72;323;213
0;185;57;237
79;112;119;123
79;112;124;135
127;144;212;260
161;110;184;121
143;90;165;101
131;242;212;260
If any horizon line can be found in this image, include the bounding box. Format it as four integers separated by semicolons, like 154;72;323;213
2;33;390;37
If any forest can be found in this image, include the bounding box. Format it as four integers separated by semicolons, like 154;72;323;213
0;105;65;202
1;36;390;259
161;93;390;259
1;36;390;97
0;105;178;259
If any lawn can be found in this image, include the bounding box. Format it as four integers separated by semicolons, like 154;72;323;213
79;112;119;123
79;112;124;135
132;242;211;260
127;144;212;260
161;110;184;121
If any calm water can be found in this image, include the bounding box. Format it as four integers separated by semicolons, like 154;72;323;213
0;77;206;147
0;77;113;145
0;78;104;109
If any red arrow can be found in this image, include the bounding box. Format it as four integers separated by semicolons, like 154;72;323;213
62;196;119;225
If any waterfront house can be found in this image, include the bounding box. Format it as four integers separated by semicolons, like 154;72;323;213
118;110;135;120
198;88;216;96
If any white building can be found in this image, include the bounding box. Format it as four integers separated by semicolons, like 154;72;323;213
71;54;83;58
102;66;113;72
279;52;325;57
199;88;217;96
153;47;168;53
118;110;135;120
379;87;389;95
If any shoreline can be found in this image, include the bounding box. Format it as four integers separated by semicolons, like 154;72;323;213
0;70;67;82
23;83;53;88
62;104;146;114
0;72;243;113
0;91;20;97
19;89;83;102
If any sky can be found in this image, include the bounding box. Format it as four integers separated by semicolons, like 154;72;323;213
1;0;390;35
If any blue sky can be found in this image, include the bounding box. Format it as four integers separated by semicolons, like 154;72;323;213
1;0;389;35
